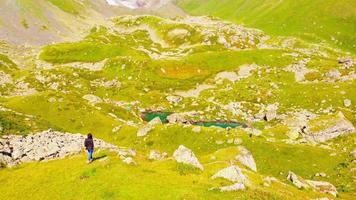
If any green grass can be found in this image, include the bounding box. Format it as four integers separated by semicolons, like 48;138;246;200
4;92;122;142
46;0;83;15
39;41;147;64
178;0;356;53
0;150;328;200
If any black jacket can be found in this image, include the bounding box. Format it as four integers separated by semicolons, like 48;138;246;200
84;138;94;150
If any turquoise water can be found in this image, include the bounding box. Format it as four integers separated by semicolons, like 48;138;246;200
192;121;246;128
142;112;246;128
142;112;171;123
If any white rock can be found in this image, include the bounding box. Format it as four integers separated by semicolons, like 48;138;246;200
137;117;162;137
304;112;355;142
192;126;201;133
287;171;309;189
343;99;351;107
265;104;278;121
212;165;246;183
306;180;338;197
219;183;245;192
167;113;188;124
122;157;136;165
82;94;102;104
235;146;257;172
173;145;203;170
148;150;167;161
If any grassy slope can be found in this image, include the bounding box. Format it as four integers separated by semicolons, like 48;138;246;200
178;0;356;53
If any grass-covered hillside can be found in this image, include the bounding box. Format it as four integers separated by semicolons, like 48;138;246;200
0;8;355;200
178;0;356;53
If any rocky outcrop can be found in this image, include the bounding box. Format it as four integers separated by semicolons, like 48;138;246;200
287;171;337;196
235;146;257;172
173;145;203;170
0;129;134;167
306;180;338;197
211;165;246;183
304;112;355;143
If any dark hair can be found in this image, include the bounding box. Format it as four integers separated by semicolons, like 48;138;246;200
87;133;93;139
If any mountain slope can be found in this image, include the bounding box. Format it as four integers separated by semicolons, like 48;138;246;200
177;0;356;53
0;0;185;45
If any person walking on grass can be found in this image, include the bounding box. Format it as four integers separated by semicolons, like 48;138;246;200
84;133;94;163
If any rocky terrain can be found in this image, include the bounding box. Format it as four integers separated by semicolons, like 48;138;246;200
0;0;355;200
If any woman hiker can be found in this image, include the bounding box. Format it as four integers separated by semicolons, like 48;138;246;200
84;133;94;163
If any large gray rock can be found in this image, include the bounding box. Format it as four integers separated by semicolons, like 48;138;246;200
305;180;338;197
304;112;355;143
173;145;203;170
212;165;246;183
235;146;257;172
287;171;309;189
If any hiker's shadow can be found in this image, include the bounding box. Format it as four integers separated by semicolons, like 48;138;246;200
92;155;107;162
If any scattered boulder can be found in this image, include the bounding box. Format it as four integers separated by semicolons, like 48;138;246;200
82;94;103;105
219;183;245;192
166;95;182;105
305;180;338;197
303;112;355;143
235;146;257;172
173;145;203;170
287;128;300;140
287;171;309;189
167;113;188;124
192;126;201;133
122;157;136;165
265;104;278;121
211;165;246;183
287;171;337;196
148;150;167;161
338;57;353;69
137;117;162;137
343;99;351;107
315;172;326;177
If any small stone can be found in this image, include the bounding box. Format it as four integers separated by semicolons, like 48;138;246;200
122;157;136;165
192;126;201;133
343;99;351;107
